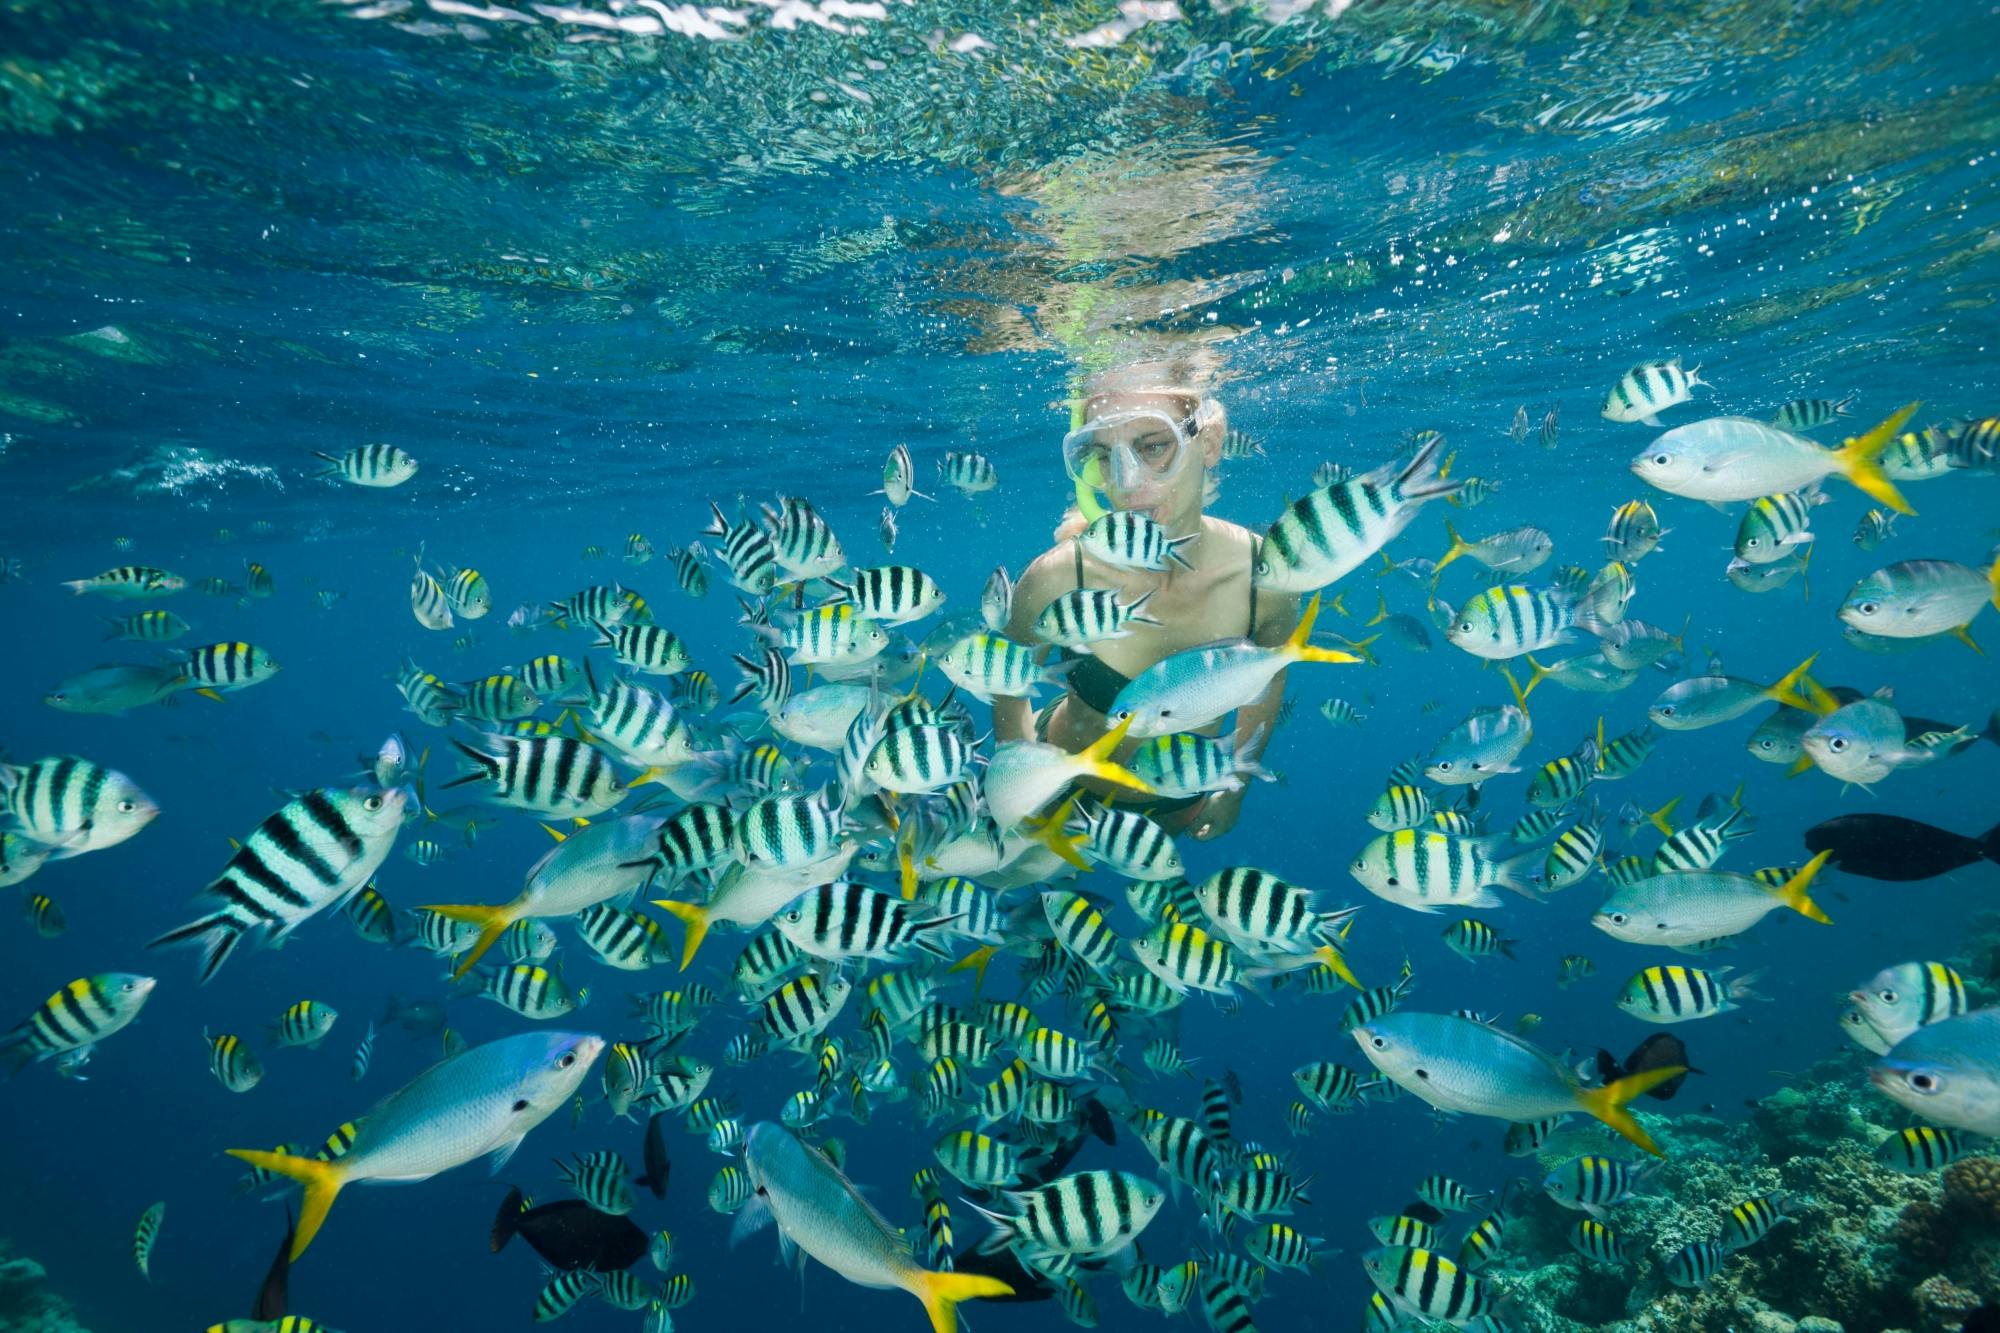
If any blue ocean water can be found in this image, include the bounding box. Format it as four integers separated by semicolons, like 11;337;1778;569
2;1;1997;1330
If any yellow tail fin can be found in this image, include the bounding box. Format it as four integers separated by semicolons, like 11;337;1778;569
653;899;711;970
950;945;998;993
1521;656;1553;699
1499;665;1533;730
1646;796;1682;838
1433;519;1469;577
1328;591;1347;618
1835;402;1919;515
911;1268;1014;1333
1287;592;1363;665
1953;624;1984;656
1573;1067;1685;1157
1989;554;2000;613
1023;795;1092;872
1768;849;1833;924
226;1150;344;1260
1764;655;1828;713
1367;590;1391;628
1076;716;1154;798
419;903;518;981
1310;942;1363;991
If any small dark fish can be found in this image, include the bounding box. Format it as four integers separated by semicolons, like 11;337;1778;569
379;995;446;1037
951;1246;1055;1303
1223;1068;1244;1105
1596;1033;1701;1102
253;1208;293;1319
490;1186;648;1272
1804;814;2000;882
636;1111;671;1200
1403;1201;1446;1226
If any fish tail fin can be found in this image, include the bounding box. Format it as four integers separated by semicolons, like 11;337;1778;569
653;899;710;970
1955;624;1985;655
1834;402;1919;515
226;1150;344;1260
419;903;516;981
1981;817;2000;866
1365;590;1388;627
1573;1068;1685;1157
1433;520;1468;577
1023;795;1091;871
1309;941;1364;991
147;912;246;985
1499;665;1533;728
1289;594;1362;664
1990;552;2000;613
1521;655;1553;699
1076;716;1154;797
911;1268;1014;1333
1765;655;1833;714
1768;849;1834;924
1647;796;1682;837
949;945;998;994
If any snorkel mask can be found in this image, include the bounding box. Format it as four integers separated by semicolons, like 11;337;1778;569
1064;395;1217;520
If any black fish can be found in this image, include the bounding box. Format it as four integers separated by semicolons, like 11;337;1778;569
1804;814;2000;883
252;1208;292;1319
636;1111;670;1200
1595;1033;1701;1102
490;1186;647;1272
1400;1201;1447;1226
379;994;447;1037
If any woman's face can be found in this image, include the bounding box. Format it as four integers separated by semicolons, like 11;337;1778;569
1087;391;1219;531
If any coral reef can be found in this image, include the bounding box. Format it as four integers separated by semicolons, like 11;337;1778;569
0;1239;90;1333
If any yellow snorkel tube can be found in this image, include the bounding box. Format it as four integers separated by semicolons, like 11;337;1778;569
1069;396;1110;523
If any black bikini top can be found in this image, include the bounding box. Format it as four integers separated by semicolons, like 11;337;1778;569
1059;535;1260;716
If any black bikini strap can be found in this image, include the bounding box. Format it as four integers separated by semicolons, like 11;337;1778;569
1073;541;1085;588
1248;536;1261;637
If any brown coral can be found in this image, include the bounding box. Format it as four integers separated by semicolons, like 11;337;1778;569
1941;1157;2000;1228
1911;1272;1982;1332
1894;1197;1954;1267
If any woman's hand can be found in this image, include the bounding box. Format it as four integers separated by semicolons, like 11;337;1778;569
1190;787;1244;841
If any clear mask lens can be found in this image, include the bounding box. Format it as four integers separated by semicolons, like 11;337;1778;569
1061;407;1197;489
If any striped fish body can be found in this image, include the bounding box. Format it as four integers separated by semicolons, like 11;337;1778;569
444;734;623;818
1771;394;1855;432
1132;921;1243;996
1041;890;1123;974
1081;807;1182;880
103;609;191;642
1291;1061;1370;1111
1349;830;1540;912
134;1201;164;1279
975;1059;1030;1125
534;1268;602;1319
149;784;406;982
586;674;697;769
183;641;282;694
1340;979;1412;1032
576;904;674;970
828;565;944;624
933;1130;1029;1188
916;879;1003;944
458;673;540;723
598;621;692;676
1665;1239;1727;1289
63;565;187;598
1734;489;1821;564
702;505;778;595
557;1149;637;1214
732;929;805;998
760;975;851;1048
775;881;954;963
1362;1247;1494;1327
1542;1154;1657;1217
1079;512;1195;572
938;631;1066;703
1;974;155;1071
1442;918;1514;961
21;890;63;934
1594;722;1659;776
940;450;998;494
397;659;462;725
1721;1192;1791;1251
1651;807;1754;873
1372;1212;1439;1249
1853;508;1896;551
1875;1125;1969;1173
668;545;710;597
1196;867;1345;953
444;567;491;618
1852;961;1967;1047
1949;415;2000;469
0;755;158;856
1368;784;1432;831
878;443;925;507
920;1021;995;1068
1256;434;1461;593
733;792;843;869
762;497;845;580
550;583;645;628
1601;360;1702;426
1034;587;1160;648
1569;1217;1627;1264
473;964;585;1018
1543;818;1605;890
982;1170;1164;1263
270;999;339;1048
351;1021;376;1082
317;442;417;486
1601;499;1665;562
781;604;886;666
1416;1174;1484;1212
1447;585;1592;660
1527;737;1597;809
1213;1167;1309;1219
1248;1222;1319;1271
866;724;972;795
410;565;453;630
623;533;655;565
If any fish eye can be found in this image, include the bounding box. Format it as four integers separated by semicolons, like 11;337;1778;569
1609;913;1628;925
1755;739;1774;751
1652;454;1670;466
1370;1036;1386;1050
1457;622;1472;634
364;795;384;811
1878;989;1898;1003
1435;761;1453;772
1659;706;1675;717
1857;601;1878;615
1828;738;1847;752
118;799;137;813
1907;1072;1939;1094
121;980;138;993
512;1098;530;1112
1746;537;1761;549
558;1052;576;1069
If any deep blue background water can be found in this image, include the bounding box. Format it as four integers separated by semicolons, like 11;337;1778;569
2;1;1998;1329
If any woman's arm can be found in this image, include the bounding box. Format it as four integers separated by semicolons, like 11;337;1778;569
1191;586;1302;839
